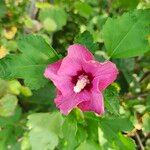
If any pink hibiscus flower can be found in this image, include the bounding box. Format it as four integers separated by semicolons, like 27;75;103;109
44;44;118;115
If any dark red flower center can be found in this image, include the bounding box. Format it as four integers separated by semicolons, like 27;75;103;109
71;70;93;93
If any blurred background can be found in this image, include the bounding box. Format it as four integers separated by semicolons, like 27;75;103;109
0;0;150;150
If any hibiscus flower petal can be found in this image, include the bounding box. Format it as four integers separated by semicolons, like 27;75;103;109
58;57;82;76
83;60;118;91
58;44;94;76
44;59;62;80
78;91;104;115
44;60;73;96
94;61;118;91
55;91;90;115
67;44;94;61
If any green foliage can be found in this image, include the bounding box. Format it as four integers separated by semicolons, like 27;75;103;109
76;140;101;150
102;9;150;58
27;112;63;150
0;35;59;89
0;94;18;117
142;113;150;133
8;80;21;95
104;85;120;115
112;0;140;10
62;115;77;150
0;0;6;19
39;7;67;31
0;79;8;98
99;117;135;150
0;1;150;149
146;95;150;111
75;31;99;53
74;1;94;18
0;107;23;150
115;58;135;84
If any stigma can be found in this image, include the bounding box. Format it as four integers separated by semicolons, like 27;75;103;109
73;75;90;93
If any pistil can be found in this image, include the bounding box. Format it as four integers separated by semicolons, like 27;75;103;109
73;75;90;93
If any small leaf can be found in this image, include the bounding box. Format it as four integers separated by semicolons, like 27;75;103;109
74;2;93;18
8;80;21;95
39;7;67;31
142;113;150;133
0;94;18;117
43;18;57;32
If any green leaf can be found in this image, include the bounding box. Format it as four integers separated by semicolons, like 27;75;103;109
25;82;55;106
62;115;77;150
100;117;134;133
112;0;140;10
43;18;57;32
74;31;99;53
21;133;31;150
39;7;67;31
113;133;136;150
20;86;32;97
0;0;7;19
27;112;63;136
76;140;101;150
76;125;87;145
29;129;58;150
102;9;150;58
84;112;99;141
0;94;18;117
99;117;135;150
17;35;59;63
27;112;63;150
0;125;21;150
0;107;22;127
104;85;120;116
0;35;59;90
0;79;8;98
142;113;150;133
74;2;93;18
114;58;135;83
0;56;12;78
8;80;21;95
146;94;150;111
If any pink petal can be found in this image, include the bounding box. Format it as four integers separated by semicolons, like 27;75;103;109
44;60;62;81
55;91;90;115
83;60;118;91
58;57;82;76
57;44;94;76
44;60;73;96
78;91;104;115
67;44;94;61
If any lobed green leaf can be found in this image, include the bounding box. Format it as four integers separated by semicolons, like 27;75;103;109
102;9;150;58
